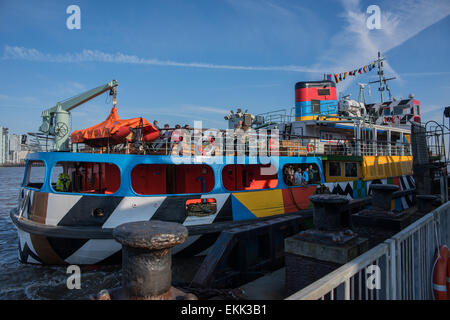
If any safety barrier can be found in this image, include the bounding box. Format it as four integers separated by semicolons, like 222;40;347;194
286;201;450;300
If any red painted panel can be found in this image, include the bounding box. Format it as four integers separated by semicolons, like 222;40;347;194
176;165;214;194
295;87;337;102
223;164;278;191
62;162;120;194
131;164;167;195
392;176;401;189
222;165;236;191
281;186;317;213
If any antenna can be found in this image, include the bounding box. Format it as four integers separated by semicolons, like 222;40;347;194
368;51;396;102
358;83;367;105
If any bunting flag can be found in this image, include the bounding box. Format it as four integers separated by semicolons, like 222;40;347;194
326;60;377;84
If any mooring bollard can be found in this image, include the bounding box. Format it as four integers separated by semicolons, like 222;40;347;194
309;194;349;231
284;194;368;294
370;184;399;212
416;194;437;214
112;220;188;300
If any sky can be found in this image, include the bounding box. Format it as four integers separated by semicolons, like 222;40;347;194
0;0;449;134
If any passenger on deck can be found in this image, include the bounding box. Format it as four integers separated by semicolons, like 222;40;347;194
294;168;303;186
308;165;317;183
154;124;172;151
153;120;160;131
284;165;292;186
170;125;183;154
302;167;310;185
161;124;172;139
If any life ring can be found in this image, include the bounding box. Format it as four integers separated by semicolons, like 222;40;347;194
432;245;449;300
269;138;278;149
307;144;315;152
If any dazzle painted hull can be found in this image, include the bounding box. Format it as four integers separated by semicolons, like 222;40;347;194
13;180;415;265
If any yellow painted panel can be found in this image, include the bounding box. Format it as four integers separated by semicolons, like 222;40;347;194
296;115;341;121
363;156;413;180
324;161;362;183
233;189;285;218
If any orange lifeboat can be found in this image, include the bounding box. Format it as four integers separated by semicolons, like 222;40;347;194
71;107;160;147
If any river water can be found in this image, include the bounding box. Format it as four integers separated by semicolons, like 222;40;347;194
0;166;203;300
0;167;124;299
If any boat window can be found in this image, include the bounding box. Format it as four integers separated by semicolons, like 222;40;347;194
186;198;217;216
131;164;214;195
344;162;358;177
311;100;321;114
222;164;278;191
52;161;120;194
328;162;341;177
318;89;330;96
282;163;321;186
25;160;46;189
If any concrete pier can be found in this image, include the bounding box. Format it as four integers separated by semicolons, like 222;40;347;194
351;184;412;247
284;194;368;295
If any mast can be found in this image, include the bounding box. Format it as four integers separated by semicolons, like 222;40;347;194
368;51;396;103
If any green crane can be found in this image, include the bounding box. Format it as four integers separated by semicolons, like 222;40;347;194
39;80;118;151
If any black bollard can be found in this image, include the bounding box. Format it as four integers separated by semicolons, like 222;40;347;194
309;194;349;231
370;184;399;212
416;194;437;214
113;220;188;300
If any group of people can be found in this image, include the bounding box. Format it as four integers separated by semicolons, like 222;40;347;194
152;121;192;151
284;164;318;186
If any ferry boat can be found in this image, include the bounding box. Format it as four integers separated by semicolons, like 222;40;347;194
10;58;419;265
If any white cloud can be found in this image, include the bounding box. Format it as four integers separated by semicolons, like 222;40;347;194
184;105;229;115
313;0;450;90
2;45;323;73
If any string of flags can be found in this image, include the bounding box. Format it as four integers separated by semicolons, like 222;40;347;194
326;60;377;84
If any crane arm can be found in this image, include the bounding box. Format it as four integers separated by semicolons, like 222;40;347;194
43;80;118;115
39;80;118;134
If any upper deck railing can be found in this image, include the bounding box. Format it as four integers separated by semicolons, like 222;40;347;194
70;127;413;158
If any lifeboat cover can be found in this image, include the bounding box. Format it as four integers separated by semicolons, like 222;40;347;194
71;107;158;145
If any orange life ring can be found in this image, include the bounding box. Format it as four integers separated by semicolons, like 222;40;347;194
447;250;450;296
307;144;315;152
432;245;449;300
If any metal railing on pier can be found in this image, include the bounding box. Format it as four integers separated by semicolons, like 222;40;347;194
285;201;450;300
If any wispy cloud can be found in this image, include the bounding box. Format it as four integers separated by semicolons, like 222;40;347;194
184;105;229;115
314;0;450;90
2;45;323;73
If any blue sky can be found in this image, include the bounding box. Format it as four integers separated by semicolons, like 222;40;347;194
0;0;449;134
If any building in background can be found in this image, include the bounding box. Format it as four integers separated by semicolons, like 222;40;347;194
0;126;9;165
0;127;29;165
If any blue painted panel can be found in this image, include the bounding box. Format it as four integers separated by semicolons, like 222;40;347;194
25;152;326;197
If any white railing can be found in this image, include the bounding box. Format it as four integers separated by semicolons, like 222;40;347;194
286;201;450;300
73;127;412;157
